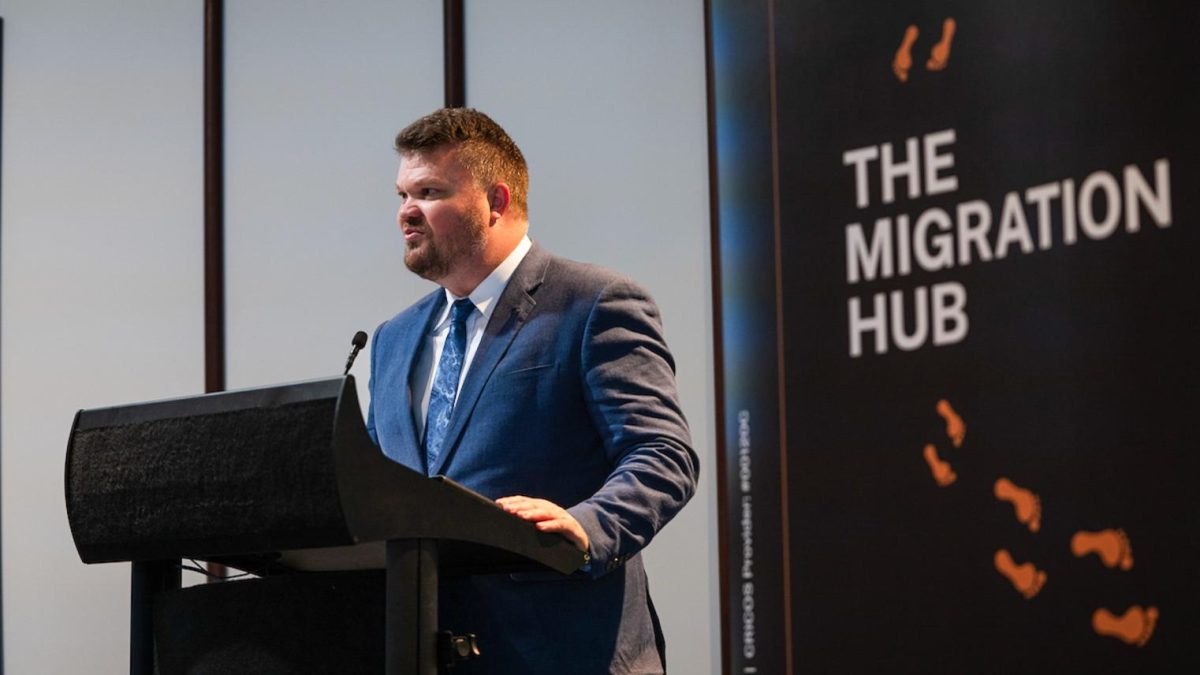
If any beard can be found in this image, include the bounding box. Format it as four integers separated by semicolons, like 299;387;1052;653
403;213;489;282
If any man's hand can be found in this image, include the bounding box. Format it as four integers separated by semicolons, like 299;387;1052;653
496;495;590;553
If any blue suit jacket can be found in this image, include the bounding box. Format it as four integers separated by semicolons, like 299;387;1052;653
366;243;698;674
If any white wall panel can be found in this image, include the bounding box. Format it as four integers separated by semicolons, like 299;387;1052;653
0;1;204;671
464;2;718;672
224;0;444;411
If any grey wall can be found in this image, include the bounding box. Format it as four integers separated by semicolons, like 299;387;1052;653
223;0;442;408
1;2;718;672
0;1;204;672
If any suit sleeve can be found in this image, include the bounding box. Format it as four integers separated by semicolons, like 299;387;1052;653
566;277;699;578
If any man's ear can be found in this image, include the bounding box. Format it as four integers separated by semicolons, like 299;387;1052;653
488;183;512;221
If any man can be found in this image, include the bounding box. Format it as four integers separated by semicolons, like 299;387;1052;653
366;108;698;674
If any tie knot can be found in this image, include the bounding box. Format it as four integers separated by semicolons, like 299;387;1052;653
450;298;475;325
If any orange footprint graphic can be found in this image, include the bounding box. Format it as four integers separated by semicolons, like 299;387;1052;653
893;25;919;82
923;443;957;487
922;400;1158;648
994;549;1047;600
936;398;966;448
1072;529;1134;571
1093;605;1158;647
926;17;956;71
995;477;1041;533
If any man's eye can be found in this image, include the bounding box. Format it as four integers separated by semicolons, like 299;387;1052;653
420;188;438;198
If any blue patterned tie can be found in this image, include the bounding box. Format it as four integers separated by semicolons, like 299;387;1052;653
424;298;474;473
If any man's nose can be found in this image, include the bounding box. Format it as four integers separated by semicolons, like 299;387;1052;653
399;201;423;225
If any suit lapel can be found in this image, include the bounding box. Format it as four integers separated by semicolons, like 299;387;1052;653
392;291;445;469
428;244;551;476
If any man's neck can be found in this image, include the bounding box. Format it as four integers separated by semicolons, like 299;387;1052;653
440;225;528;296
441;267;492;298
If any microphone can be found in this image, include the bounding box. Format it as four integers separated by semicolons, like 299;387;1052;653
344;331;369;375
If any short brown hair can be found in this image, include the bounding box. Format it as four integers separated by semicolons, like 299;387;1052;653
395;108;529;215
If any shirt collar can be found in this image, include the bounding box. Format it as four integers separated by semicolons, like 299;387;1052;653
433;235;533;330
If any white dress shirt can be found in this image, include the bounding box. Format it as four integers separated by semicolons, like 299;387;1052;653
412;235;533;439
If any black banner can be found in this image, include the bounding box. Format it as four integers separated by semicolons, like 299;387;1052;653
711;2;1199;672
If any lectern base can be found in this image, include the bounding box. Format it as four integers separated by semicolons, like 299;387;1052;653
152;570;385;675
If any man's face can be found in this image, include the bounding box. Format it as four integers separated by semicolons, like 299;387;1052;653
395;147;491;283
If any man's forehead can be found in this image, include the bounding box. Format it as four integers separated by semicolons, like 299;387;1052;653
398;146;465;178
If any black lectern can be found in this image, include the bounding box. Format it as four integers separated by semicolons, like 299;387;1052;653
64;376;585;674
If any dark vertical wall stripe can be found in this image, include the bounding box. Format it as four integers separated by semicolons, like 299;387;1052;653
203;0;227;583
204;0;225;394
701;1;730;671
443;0;464;107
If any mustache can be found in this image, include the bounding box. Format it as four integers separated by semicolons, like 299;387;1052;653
402;217;426;228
